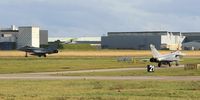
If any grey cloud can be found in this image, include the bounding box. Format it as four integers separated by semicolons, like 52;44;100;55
0;0;200;37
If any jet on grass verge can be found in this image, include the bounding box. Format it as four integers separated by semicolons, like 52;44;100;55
149;44;185;67
19;45;58;57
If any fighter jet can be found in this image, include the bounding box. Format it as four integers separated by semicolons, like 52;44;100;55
19;45;58;57
149;44;185;67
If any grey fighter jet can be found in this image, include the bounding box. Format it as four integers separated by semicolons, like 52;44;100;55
19;45;58;57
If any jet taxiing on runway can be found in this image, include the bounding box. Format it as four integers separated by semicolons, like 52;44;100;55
19;45;58;57
149;44;185;67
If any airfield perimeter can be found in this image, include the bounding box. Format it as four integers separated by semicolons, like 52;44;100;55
0;50;200;100
1;66;200;81
0;50;199;80
0;50;199;57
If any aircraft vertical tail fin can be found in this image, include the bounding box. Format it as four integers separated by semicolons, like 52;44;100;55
45;45;59;54
150;44;161;58
46;45;58;50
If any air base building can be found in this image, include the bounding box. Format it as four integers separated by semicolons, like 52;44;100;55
0;25;48;50
101;31;187;50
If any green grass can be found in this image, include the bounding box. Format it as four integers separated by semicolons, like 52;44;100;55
0;57;199;74
181;57;200;64
0;80;200;100
61;67;200;76
61;44;98;50
0;57;147;74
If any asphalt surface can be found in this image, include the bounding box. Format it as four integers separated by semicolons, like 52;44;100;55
0;65;199;81
0;75;200;81
26;65;185;75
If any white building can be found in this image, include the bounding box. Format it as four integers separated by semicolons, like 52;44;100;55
17;26;40;48
75;37;101;44
0;25;48;49
48;37;101;45
48;37;73;43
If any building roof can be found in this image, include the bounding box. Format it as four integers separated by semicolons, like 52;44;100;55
48;37;73;42
182;32;200;36
107;31;170;36
19;26;39;28
107;31;200;37
76;37;101;42
0;30;18;32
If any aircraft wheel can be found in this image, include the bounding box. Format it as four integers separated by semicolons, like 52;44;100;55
25;52;28;57
168;62;171;67
176;61;179;66
158;62;161;67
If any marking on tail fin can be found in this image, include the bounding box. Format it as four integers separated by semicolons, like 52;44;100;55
150;44;161;58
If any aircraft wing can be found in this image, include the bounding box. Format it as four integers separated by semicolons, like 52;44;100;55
157;54;180;62
32;49;47;54
19;46;43;52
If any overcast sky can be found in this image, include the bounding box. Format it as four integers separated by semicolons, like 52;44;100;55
0;0;200;37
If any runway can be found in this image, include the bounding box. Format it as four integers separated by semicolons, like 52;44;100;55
0;65;199;81
25;65;185;75
0;75;200;81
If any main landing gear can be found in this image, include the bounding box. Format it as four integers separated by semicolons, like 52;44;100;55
25;52;28;57
158;62;171;67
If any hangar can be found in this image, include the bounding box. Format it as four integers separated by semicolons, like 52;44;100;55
101;31;185;50
181;32;200;50
0;25;48;50
182;41;200;50
182;32;200;43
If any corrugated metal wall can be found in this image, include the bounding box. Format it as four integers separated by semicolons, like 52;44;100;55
40;30;48;45
101;36;161;50
0;42;16;50
183;36;200;43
